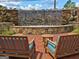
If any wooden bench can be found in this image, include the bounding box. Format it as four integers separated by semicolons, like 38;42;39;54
42;33;79;59
0;36;36;59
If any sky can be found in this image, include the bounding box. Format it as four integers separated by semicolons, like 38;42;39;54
0;0;79;10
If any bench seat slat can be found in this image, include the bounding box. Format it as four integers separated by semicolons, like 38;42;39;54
43;33;79;59
0;36;35;59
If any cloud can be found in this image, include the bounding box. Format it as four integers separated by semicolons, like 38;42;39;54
0;0;53;10
0;1;21;10
8;2;20;5
29;4;42;10
48;6;53;9
76;3;79;7
7;0;52;1
20;4;42;10
0;0;8;2
0;0;41;2
26;0;38;1
0;1;20;8
0;1;42;10
0;0;20;2
0;3;6;6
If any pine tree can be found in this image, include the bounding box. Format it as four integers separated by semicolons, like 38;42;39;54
64;0;75;9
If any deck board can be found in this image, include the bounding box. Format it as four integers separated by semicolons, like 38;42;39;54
27;35;53;59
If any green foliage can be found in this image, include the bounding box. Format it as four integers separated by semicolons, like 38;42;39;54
1;29;16;36
0;5;6;10
72;28;79;33
64;0;71;8
64;0;76;9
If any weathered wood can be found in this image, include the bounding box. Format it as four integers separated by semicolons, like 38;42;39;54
42;33;79;59
0;36;36;59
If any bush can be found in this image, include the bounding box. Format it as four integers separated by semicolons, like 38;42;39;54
72;27;79;33
1;30;16;36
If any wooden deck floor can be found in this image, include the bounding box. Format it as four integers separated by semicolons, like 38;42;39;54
28;35;53;59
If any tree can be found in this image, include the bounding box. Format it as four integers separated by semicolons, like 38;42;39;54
0;5;6;10
61;0;77;25
64;0;76;9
